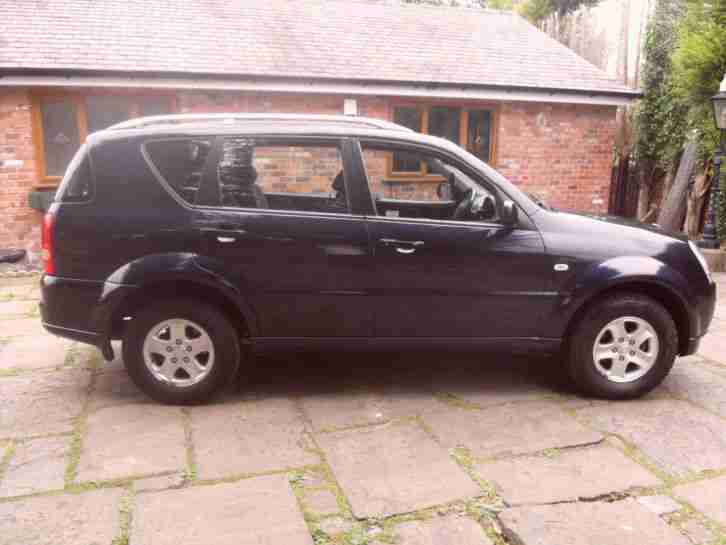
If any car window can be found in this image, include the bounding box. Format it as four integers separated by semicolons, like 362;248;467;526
144;139;213;205
56;144;94;203
215;138;349;214
360;144;500;223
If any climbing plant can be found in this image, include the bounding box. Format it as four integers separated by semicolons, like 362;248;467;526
633;0;726;239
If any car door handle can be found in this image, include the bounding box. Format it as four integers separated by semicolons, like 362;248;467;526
395;246;417;254
216;236;236;243
379;238;425;254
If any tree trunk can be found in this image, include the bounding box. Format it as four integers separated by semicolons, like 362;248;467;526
636;159;654;220
685;163;712;238
658;138;698;232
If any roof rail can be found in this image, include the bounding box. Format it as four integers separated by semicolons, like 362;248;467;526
108;113;411;132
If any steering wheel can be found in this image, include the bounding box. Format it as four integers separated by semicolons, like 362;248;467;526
452;190;475;221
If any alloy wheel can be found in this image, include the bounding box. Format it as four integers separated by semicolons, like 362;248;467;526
142;318;215;387
592;316;660;383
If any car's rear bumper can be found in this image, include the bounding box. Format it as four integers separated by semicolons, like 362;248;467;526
40;274;136;356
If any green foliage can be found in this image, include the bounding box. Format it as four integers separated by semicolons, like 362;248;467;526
670;0;726;160
518;0;599;24
633;0;687;168
634;0;726;239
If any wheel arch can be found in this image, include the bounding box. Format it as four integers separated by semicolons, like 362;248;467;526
563;280;692;356
108;279;254;343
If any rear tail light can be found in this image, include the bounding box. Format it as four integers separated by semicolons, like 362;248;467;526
42;212;56;275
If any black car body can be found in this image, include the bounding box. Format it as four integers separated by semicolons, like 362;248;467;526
40;114;716;404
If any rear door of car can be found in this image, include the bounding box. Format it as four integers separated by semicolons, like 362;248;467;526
191;135;373;339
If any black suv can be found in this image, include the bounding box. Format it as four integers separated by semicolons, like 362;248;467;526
41;114;716;404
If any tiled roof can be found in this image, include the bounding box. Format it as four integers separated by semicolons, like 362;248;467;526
0;0;636;96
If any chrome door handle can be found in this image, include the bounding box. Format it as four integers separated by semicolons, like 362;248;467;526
379;239;425;247
395;246;417;254
216;236;236;243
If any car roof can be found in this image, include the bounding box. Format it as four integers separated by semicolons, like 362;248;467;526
107;113;411;133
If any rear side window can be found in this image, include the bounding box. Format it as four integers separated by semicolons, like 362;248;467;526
144;139;213;205
56;145;94;203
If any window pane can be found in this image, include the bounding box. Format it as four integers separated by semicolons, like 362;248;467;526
145;139;213;204
429;106;461;144
392;107;423;173
362;147;446;203
139;96;173;117
217;139;347;213
362;144;499;222
56;145;93;203
41;99;80;177
393;107;422;132
86;96;134;133
468;109;492;163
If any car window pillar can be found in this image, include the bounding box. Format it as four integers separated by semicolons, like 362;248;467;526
342;138;376;216
196;136;222;206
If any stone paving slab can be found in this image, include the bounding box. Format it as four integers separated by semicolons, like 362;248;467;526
0;488;123;545
0;436;67;497
78;404;186;482
191;397;319;480
673;475;726;526
424;400;602;458
577;399;726;478
663;362;726;418
475;443;661;505
0;300;36;318
0;334;74;371
393;516;492;545
0;368;90;438
436;358;555;408
698;332;726;365
90;367;153;410
0;317;47;338
133;472;185;493
130;475;313;545
316;421;481;519
302;488;341;516
637;495;683;516
299;386;441;431
499;499;691;545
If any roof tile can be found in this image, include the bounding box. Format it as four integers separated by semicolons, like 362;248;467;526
0;0;634;95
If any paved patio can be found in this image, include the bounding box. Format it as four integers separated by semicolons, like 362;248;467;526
1;274;725;545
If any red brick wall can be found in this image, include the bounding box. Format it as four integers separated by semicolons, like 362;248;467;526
0;89;42;260
496;102;617;214
0;88;618;256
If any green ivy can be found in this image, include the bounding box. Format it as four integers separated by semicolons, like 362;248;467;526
634;0;726;240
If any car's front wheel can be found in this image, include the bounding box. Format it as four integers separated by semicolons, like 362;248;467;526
567;293;678;399
122;298;240;404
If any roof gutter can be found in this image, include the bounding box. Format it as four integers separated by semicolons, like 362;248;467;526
0;69;640;106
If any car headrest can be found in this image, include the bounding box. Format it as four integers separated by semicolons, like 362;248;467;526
219;164;258;188
332;171;345;193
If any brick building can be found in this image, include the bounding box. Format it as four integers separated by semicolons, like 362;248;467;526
0;0;637;262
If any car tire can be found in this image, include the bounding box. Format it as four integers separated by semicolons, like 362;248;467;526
567;293;678;400
122;298;240;405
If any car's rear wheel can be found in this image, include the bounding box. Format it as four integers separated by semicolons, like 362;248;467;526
567;293;678;399
122;298;240;404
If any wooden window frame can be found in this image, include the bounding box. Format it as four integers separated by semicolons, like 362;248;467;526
31;90;177;188
387;102;499;182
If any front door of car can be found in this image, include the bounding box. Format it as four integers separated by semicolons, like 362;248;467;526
357;141;553;340
192;136;373;338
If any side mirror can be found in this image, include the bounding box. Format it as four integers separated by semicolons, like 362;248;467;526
501;200;518;226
